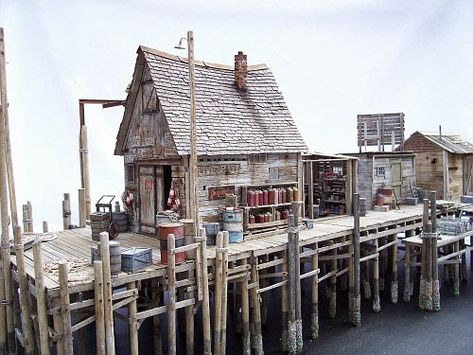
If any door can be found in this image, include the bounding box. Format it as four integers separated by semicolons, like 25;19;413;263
391;160;402;202
139;166;157;234
464;156;473;195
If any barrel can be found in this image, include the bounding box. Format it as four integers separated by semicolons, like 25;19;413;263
181;219;196;259
203;222;219;246
292;187;299;202
223;209;243;243
268;188;275;205
248;190;255;207
263;190;269;206
91;241;122;275
286;187;293;202
159;223;185;265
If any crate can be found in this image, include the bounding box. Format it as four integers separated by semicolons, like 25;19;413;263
121;247;153;273
461;195;473;204
404;197;418;206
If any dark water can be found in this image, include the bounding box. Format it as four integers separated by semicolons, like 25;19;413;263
75;255;473;355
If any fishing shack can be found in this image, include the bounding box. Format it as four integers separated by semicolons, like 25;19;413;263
114;46;308;235
399;131;473;201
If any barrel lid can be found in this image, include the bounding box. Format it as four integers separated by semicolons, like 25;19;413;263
179;219;194;224
159;222;183;227
109;241;120;247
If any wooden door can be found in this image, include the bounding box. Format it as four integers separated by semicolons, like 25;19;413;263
464;156;473;195
391;160;402;202
139;166;165;234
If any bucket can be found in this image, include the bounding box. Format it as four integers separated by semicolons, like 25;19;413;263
223;209;243;243
156;213;172;228
181;219;196;259
203;222;219;246
159;223;185;265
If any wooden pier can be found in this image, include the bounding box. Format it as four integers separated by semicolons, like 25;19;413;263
7;202;470;354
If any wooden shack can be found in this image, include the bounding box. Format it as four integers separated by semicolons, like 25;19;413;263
347;152;416;209
400;131;473;201
302;152;358;217
114;46;308;234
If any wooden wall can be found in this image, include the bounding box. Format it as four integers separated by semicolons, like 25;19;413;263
448;153;463;201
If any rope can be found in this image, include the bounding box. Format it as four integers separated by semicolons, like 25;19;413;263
157;210;179;223
421;232;439;239
43;258;91;283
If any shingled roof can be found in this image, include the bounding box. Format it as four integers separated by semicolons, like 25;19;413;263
418;132;473;154
115;46;308;156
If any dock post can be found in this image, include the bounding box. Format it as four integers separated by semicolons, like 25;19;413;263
62;193;71;230
429;191;441;310
185;273;195;355
0;249;6;354
32;238;51;355
390;232;399;304
403;232;412;303
58;262;73;354
372;238;381;312
362;248;371;299
79;124;91;218
328;240;337;319
349;193;361;326
220;231;229;355
310;244;319;340
281;251;288;351
42;221;48;233
94;261;106;355
167;233;177;355
52;293;65;355
78;188;86;228
214;232;223;353
99;232;116;354
292;202;302;353
198;227;212;355
250;252;263;355
151;278;163;355
128;281;139;355
419;199;433;311
241;258;250;355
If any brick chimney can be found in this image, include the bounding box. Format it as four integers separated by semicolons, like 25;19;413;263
234;51;247;91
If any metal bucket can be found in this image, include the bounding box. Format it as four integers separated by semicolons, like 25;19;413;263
158;223;185;264
223;209;243;243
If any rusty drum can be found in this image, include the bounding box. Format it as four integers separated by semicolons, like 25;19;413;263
159;223;185;265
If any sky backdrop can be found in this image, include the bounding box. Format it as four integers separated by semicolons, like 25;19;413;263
1;0;472;230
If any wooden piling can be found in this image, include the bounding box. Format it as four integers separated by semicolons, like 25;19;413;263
79;124;91;217
349;193;361;326
22;204;29;233
310;247;319;340
292;202;303;353
12;226;34;354
58;261;73;354
167;233;176;355
419;199;433;311
250;252;263;355
42;221;48;233
99;232;115;354
0;255;6;354
78;188;86;228
403;233;412;303
362;249;371;299
281;252;288;352
94;261;106;355
52;293;65;355
328;240;337;319
214;232;223;353
128;281;139;355
220;231;230;355
198;227;212;355
390;233;398;304
185;270;194;355
32;238;51;355
152;278;163;355
372;238;381;312
429;191;440;311
62;193;71;230
241;258;250;355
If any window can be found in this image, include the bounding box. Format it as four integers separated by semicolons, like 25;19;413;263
375;166;385;178
126;165;135;183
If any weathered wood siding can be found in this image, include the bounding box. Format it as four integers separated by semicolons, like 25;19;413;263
197;153;300;221
448;153;463;201
357;155;416;209
402;132;445;199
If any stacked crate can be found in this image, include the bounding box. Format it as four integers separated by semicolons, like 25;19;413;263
90;212;110;241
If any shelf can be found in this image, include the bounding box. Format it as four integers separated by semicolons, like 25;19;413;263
324;200;346;204
244;201;302;210
243;181;298;189
247;219;289;230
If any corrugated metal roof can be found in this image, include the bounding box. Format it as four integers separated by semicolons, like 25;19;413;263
420;132;473;154
134;46;308;156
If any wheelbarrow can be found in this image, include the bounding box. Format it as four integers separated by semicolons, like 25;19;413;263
96;195;119;240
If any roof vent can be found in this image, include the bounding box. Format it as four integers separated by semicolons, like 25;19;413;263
234;51;247;91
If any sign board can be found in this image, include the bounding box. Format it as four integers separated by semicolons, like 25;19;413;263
208;186;235;200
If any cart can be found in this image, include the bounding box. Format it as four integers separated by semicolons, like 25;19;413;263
96;195;119;240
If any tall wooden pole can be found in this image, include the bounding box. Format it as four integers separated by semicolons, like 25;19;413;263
79;124;91;218
187;30;199;234
430;191;440;311
350;193;361;326
0;27;15;354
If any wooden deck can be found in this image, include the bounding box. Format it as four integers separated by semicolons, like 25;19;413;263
11;204;425;295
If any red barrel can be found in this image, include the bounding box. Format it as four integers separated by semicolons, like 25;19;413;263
268;188;275;205
254;190;260;207
248;190;255;207
281;210;289;220
258;190;264;206
249;215;256;224
159;223;185;265
264;213;269;223
263;189;269;206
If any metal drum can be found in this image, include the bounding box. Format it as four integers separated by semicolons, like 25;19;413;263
159;223;185;265
223;209;243;243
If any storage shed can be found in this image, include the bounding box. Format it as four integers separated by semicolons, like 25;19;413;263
347;152;417;209
114;46;308;234
399;131;473;201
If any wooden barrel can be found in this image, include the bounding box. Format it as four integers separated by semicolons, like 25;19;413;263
223;209;243;243
159;223;185;265
181;219;196;259
91;241;122;275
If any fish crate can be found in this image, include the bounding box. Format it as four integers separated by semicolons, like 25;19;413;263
437;217;472;236
121;247;153;273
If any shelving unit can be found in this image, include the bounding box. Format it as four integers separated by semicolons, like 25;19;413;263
240;182;302;231
322;176;347;215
